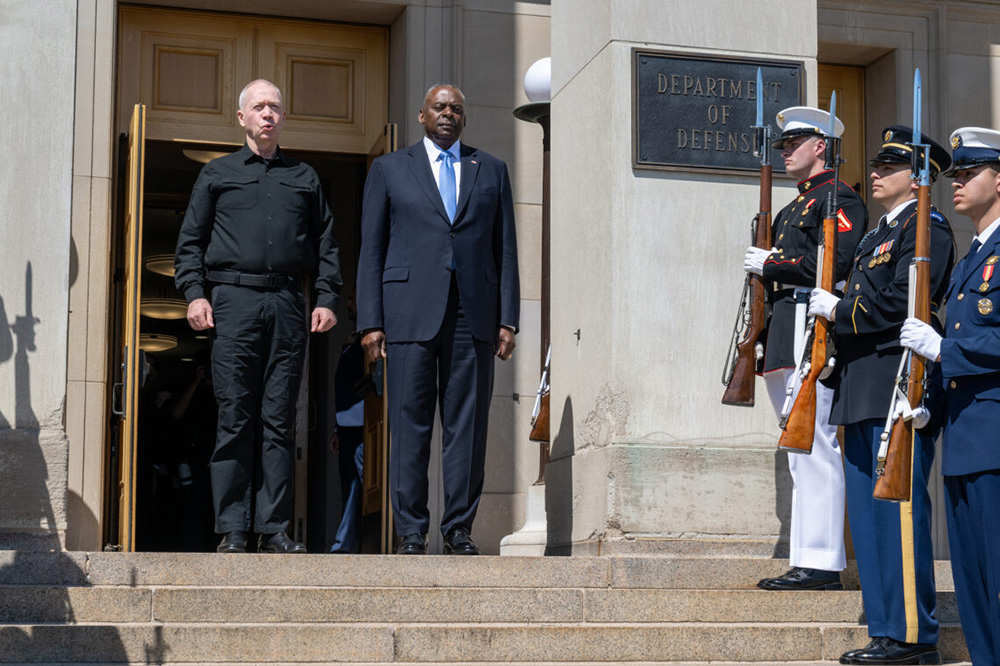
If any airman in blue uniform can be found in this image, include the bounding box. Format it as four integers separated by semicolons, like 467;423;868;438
902;126;1000;666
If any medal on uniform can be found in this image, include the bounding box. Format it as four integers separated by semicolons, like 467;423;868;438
979;298;993;315
980;263;995;293
988;255;999;265
870;241;894;267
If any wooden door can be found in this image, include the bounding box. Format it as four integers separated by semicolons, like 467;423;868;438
362;124;397;553
115;104;147;552
819;64;866;199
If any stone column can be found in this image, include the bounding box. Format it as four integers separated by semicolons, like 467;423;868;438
547;0;819;555
0;0;77;549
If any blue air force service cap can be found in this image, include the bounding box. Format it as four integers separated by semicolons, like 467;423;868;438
868;125;951;178
771;106;845;149
944;127;1000;177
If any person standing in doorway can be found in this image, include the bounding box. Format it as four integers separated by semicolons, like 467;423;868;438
356;84;520;555
175;79;343;554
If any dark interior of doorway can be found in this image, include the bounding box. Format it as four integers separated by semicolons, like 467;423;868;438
111;138;378;553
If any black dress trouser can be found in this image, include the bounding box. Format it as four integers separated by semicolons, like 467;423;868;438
209;281;307;535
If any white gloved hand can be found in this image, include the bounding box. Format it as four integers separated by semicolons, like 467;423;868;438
900;317;943;362
809;288;840;320
893;400;931;429
744;246;770;276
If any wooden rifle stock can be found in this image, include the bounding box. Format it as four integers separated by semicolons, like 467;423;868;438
722;165;772;406
777;205;838;453
874;183;932;501
529;392;550;442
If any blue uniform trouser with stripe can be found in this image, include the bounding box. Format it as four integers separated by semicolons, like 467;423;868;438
843;419;938;644
944;470;1000;666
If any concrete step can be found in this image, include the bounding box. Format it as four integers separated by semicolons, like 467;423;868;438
0;552;956;591
0;552;968;663
0;622;971;663
0;663;976;666
0;586;963;625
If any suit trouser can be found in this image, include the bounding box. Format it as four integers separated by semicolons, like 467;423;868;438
209;282;306;535
386;277;495;537
944;470;1000;666
330;426;364;553
764;368;847;571
843;419;938;645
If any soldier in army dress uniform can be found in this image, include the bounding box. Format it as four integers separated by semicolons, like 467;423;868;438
745;107;867;591
902;127;1000;666
810;126;954;665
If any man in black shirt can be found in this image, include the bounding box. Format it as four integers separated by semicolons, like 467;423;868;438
175;79;342;554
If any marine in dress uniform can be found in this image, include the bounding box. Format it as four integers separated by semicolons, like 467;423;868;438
175;80;343;554
811;127;954;665
746;107;867;590
902;127;1000;666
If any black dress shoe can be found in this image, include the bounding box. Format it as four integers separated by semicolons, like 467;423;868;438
757;566;843;590
842;636;939;665
443;527;479;555
396;533;427;555
258;532;307;554
841;637;888;664
216;531;248;553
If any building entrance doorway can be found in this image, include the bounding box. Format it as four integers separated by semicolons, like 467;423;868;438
104;5;391;553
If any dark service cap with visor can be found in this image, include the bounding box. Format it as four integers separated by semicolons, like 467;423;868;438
868;125;951;178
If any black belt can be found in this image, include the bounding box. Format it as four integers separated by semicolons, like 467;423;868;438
207;269;298;289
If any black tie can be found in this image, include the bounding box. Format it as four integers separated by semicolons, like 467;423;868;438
957;239;984;286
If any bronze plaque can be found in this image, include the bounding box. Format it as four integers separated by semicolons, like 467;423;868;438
632;50;804;173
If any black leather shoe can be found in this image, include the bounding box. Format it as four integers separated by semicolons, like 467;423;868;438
841;637;887;664
396;533;427;555
443;527;479;555
842;636;939;665
258;532;306;554
216;531;248;554
757;566;843;590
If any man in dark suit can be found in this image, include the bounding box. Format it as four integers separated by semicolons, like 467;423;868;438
356;84;520;555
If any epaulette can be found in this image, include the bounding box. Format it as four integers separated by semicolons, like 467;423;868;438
930;209;947;226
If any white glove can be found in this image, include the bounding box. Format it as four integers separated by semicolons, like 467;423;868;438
744;246;770;276
900;317;942;362
893;400;931;430
809;288;840;320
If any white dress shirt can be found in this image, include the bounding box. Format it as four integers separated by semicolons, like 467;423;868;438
972;215;1000;250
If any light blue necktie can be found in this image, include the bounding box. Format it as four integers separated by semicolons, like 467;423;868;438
437;148;457;223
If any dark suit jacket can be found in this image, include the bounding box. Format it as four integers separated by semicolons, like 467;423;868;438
356;141;519;343
936;232;1000;476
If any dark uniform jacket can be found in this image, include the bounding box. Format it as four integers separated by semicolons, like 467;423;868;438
175;144;343;311
761;170;867;372
825;201;954;425
935;230;1000;476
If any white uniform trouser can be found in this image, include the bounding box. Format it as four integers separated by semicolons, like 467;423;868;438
764;367;847;572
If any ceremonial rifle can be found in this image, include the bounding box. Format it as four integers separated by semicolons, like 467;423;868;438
874;69;931;502
777;93;841;453
529;344;551;442
722;68;772;406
